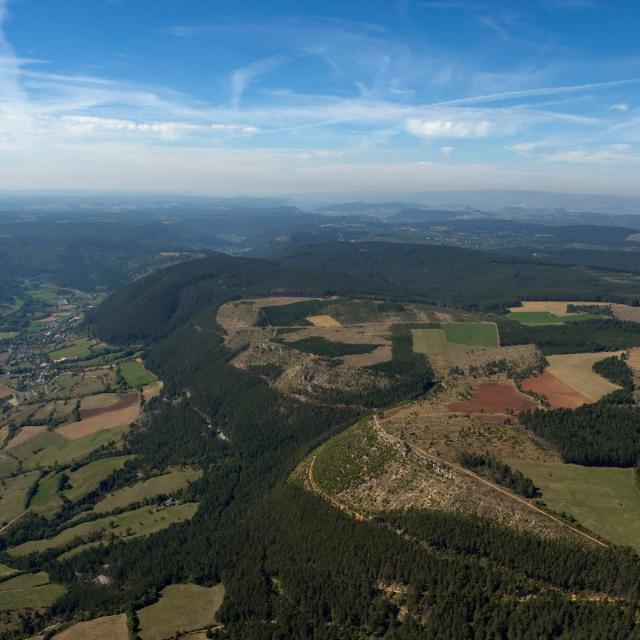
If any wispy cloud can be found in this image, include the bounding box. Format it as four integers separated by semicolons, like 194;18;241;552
230;55;288;108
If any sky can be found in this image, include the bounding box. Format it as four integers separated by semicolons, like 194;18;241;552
1;0;640;196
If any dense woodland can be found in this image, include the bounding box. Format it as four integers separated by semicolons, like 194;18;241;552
498;318;640;354
6;244;640;637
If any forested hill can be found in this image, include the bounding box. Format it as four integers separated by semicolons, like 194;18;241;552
92;241;640;344
273;242;640;309
76;242;640;638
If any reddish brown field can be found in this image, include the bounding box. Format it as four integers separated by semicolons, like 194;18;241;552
521;372;589;409
5;425;47;449
448;382;537;418
0;386;13;399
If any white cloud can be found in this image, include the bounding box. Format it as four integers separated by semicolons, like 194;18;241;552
545;144;639;164
440;146;453;156
406;117;490;139
609;102;629;112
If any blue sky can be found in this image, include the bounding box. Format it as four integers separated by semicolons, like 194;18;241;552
1;0;639;195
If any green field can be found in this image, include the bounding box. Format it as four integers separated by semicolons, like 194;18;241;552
507;311;601;325
9;502;199;556
509;460;640;549
119;361;157;387
30;456;133;516
443;322;498;347
94;468;201;513
411;322;497;355
27;288;59;305
0;571;65;611
138;583;224;640
49;338;99;361
0;332;17;340
0;471;40;526
9;425;128;471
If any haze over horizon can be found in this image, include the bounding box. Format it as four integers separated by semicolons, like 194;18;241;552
1;0;640;195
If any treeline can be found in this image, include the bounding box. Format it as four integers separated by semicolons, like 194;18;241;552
498;318;640;354
520;404;640;466
593;355;635;391
457;452;538;498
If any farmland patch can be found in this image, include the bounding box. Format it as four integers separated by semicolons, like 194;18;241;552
521;372;590;409
52;614;128;640
118;361;156;387
137;583;224;640
509;460;640;550
56;392;139;440
93;468;201;513
306;314;341;327
0;571;65;612
9;502;198;557
447;382;538;418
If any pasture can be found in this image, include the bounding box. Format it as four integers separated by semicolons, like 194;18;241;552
137;583;224;640
9;502;198;556
49;338;100;361
93;468;201;513
30;456;133;516
509;460;640;550
508;301;610;316
443;322;498;348
0;571;65;612
0;471;39;525
52;614;128;640
119;361;156;387
411;328;467;355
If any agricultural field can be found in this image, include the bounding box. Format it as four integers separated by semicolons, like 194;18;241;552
6;424;128;470
306;314;341;327
93;468;201;513
52;614;128;640
118;361;156;387
509;461;640;550
137;583;224;640
47;368;118;399
56;392;139;440
522;352;622;407
9;502;199;556
0;571;65;612
507;301;610;317
447;381;538;419
412;322;498;355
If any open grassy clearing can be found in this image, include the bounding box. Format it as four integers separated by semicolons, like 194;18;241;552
137;583;224;640
0;571;65;612
8;425;127;470
0;471;40;526
118;361;156;387
93;468;201;513
80;393;120;411
509;460;640;550
52;614;129;640
9;502;198;556
30;456;133;516
443;322;498;348
0;332;17;340
506;311;600;325
0;455;19;479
